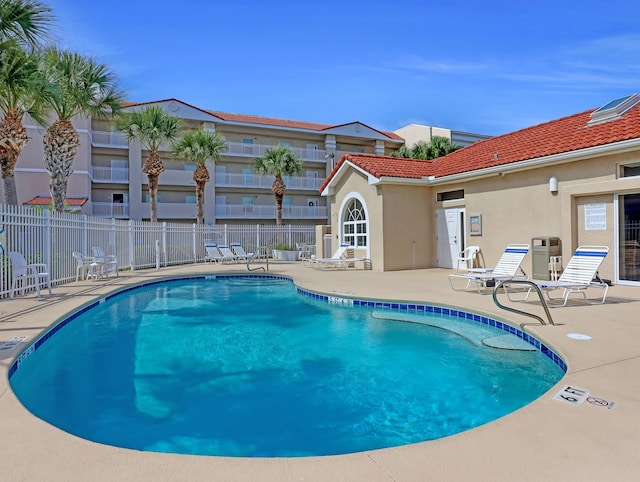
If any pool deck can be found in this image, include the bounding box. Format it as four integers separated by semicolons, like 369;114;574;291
1;261;640;481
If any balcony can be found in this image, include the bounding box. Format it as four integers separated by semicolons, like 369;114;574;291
92;166;129;183
224;142;327;162
215;204;328;219
215;173;323;191
92;202;129;218
91;130;329;162
91;130;128;148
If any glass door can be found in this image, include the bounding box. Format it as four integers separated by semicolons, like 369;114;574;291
619;193;640;282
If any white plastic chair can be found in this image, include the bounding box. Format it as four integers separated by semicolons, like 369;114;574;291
91;246;119;277
456;245;481;272
72;251;99;281
9;251;52;299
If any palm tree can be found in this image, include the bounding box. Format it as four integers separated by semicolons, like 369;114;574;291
0;0;54;49
391;136;461;160
115;105;182;222
170;128;226;224
253;144;303;225
0;1;54;204
42;47;124;212
0;43;52;204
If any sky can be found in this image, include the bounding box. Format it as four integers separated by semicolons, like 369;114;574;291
45;0;640;137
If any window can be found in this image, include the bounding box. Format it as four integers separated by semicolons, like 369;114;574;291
621;162;640;178
185;195;196;204
279;141;293;148
242;196;254;215
436;189;464;202
242;138;254;155
242;167;254;185
343;198;367;247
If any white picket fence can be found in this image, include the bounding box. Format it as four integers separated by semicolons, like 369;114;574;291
0;204;316;298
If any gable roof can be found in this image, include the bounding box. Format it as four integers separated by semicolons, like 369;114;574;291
321;97;640;192
432;101;640;177
122;99;402;140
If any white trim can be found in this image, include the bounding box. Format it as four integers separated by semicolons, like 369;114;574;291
614;193;620;284
337;192;370;258
323;137;640;191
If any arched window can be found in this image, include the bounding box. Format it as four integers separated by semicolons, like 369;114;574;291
342;198;367;247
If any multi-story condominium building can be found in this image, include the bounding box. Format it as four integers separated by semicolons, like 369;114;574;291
15;98;407;225
393;124;491;148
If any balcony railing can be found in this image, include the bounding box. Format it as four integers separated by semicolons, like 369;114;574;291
91;130;329;161
92;202;130;218
92;166;129;183
215;204;327;219
214;172;323;190
224;142;327;161
91;130;128;147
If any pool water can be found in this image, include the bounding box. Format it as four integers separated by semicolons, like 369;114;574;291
10;277;564;457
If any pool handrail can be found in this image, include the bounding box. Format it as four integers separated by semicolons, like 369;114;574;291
493;280;555;326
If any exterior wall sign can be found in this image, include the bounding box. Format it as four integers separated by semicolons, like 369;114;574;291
585;203;607;230
469;214;482;236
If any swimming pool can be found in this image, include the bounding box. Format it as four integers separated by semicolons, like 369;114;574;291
9;275;565;457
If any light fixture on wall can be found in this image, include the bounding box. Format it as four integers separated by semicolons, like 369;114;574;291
325;152;335;168
549;176;558;193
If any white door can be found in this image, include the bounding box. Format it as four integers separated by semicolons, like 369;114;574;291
436;207;466;268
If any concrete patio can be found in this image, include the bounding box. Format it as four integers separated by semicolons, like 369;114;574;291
1;261;639;481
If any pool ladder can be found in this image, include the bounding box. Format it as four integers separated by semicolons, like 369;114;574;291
246;246;270;272
492;280;555;325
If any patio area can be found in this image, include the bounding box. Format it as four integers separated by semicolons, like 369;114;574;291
1;261;639;481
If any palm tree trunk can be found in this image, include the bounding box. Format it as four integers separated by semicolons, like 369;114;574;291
148;174;159;222
195;181;205;224
0;111;29;205
192;164;209;225
275;192;283;225
44;119;79;212
0;169;18;205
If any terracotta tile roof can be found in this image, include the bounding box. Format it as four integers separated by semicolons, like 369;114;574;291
121;98;402;139
24;197;88;207
319;154;436;192
432;102;640;177
322;99;640;190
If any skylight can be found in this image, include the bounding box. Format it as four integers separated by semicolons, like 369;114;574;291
588;93;640;125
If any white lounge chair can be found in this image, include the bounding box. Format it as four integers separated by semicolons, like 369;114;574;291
511;245;609;307
218;245;240;263
303;243;370;270
449;244;530;293
204;244;224;263
92;246;119;278
9;251;53;299
231;243;252;261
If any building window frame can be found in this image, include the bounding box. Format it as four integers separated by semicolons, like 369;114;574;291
339;193;369;253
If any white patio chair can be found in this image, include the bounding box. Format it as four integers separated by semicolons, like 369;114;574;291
218;245;240;263
91;246;119;278
510;245;609;307
303;243;370;270
9;251;53;299
72;251;99;281
448;244;530;293
456;245;482;272
204;244;224;263
231;243;252;261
